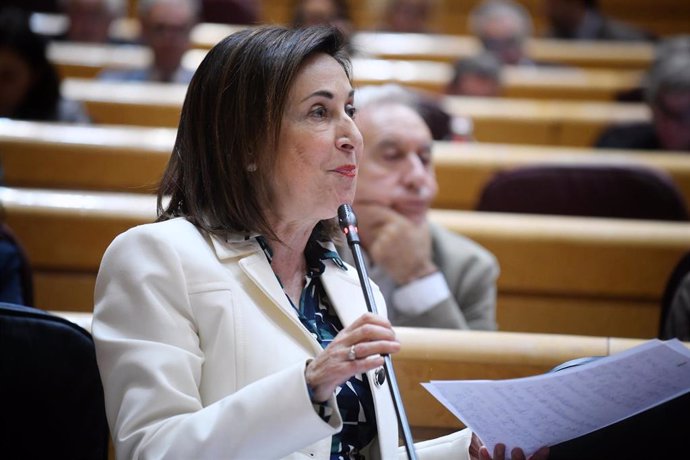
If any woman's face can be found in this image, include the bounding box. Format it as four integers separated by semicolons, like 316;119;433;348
271;53;362;225
0;48;34;117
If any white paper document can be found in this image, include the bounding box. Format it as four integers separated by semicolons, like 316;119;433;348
422;339;690;458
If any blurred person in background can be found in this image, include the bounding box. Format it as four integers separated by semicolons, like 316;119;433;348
199;0;259;25
377;0;436;34
596;52;690;152
446;52;503;97
98;0;198;83
59;0;126;43
291;0;354;51
469;0;535;67
0;7;89;122
543;0;654;41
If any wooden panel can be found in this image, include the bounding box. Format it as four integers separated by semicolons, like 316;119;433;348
443;96;650;146
59;78;650;145
497;294;659;338
430;143;690;211
431;209;689;298
0;121;172;192
3;121;689;213
3;187;688;339
35;272;97;313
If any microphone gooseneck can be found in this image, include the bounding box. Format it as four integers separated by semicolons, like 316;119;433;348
336;204;418;460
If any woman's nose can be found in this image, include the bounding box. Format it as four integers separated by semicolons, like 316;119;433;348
337;117;362;152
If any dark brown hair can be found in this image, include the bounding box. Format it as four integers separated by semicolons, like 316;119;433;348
157;26;351;240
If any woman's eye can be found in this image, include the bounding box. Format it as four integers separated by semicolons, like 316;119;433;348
310;106;327;119
346;104;357;118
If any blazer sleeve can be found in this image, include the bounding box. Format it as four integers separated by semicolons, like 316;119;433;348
93;226;341;460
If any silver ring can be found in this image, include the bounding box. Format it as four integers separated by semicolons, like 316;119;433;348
347;344;357;361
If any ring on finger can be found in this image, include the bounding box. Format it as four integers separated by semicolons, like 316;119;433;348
347;344;357;361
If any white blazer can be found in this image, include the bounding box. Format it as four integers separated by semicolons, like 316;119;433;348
93;218;471;460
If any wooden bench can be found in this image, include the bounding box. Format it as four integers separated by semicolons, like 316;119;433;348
351;58;642;100
3;187;688;338
3;120;689;208
431;142;690;211
50;307;673;439
257;0;690;37
48;41;151;80
442;96;650;146
188;24;656;72
0;120;174;192
48;41;642;101
59;78;650;146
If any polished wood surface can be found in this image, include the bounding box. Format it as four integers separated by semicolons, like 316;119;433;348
4;187;688;338
58;78;650;146
49;308;678;439
431;142;690;211
3;120;689;209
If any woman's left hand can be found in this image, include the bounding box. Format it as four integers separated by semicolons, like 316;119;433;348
469;433;549;460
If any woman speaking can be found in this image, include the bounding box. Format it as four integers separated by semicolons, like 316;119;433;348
93;25;547;460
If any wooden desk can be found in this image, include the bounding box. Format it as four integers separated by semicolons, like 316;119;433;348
48;41;150;79
443;96;650;146
352;58;642;100
60;78;650;145
188;26;656;71
0;120;174;192
431;142;690;211
394;327;651;436
61;78;186;127
48;41;641;102
429;209;690;338
3;187;687;338
48;307;670;439
3;120;688;208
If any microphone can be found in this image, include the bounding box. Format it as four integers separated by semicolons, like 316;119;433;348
337;204;418;460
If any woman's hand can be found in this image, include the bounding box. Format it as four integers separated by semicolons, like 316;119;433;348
469;433;549;460
304;312;400;402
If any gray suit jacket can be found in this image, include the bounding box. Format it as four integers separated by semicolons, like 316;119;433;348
339;222;498;330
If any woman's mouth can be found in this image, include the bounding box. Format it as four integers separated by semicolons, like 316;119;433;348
332;164;357;177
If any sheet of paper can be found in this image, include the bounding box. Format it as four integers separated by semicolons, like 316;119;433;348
422;339;690;457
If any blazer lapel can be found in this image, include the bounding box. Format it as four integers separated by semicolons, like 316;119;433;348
321;265;368;327
208;233;321;355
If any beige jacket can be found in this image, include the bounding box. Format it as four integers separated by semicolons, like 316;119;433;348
93;218;471;460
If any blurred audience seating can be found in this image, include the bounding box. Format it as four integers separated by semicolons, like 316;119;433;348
2;186;688;338
3;120;690;209
475;164;689;221
47;42;644;101
56;78;650;146
431;142;690;211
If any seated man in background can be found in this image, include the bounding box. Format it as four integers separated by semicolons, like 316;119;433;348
543;0;654;41
59;0;126;43
596;53;690;151
291;0;354;53
377;0;436;34
468;0;536;66
446;52;503;97
98;0;197;83
341;84;499;329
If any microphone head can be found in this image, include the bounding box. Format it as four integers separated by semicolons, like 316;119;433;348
337;204;360;244
337;204;357;229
